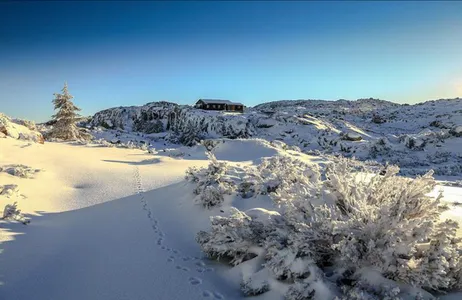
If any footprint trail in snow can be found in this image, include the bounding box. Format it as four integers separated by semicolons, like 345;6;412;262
133;166;225;299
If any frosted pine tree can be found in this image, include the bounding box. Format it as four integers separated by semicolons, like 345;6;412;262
47;82;88;141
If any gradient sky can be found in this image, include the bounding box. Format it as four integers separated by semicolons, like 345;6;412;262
1;1;462;121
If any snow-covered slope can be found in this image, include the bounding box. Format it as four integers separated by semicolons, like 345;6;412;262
87;98;462;177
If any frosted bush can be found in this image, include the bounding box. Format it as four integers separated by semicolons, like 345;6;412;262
197;207;282;264
240;276;271;296
185;153;237;208
0;184;20;197
2;202;30;224
197;157;462;298
177;121;203;146
1;164;41;178
368;138;392;159
337;282;407;300
201;139;222;151
239;156;320;198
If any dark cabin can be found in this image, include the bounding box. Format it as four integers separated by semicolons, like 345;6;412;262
195;99;244;113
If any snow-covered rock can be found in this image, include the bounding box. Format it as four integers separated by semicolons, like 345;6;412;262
0;113;44;143
450;125;462;137
341;131;363;141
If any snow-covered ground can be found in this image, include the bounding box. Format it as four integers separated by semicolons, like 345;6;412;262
0;137;230;299
2;97;462;299
1;136;461;299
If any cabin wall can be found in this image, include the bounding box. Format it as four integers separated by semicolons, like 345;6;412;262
195;101;244;112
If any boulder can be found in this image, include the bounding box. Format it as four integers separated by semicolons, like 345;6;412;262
341;132;363;141
450;125;462;137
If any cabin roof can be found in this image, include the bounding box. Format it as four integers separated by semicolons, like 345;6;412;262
197;99;244;106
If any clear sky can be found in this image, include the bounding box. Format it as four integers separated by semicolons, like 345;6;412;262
1;1;462;121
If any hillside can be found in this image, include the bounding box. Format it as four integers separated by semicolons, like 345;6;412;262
85;98;462;177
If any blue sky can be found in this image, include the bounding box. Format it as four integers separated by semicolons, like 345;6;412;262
1;1;462;121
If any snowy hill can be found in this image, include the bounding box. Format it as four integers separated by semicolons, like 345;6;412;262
86;98;462;177
253;97;399;112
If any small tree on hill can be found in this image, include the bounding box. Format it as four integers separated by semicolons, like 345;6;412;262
47;82;88;141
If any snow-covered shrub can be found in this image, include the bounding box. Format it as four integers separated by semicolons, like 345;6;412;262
145;120;164;134
240;276;271;296
0;184;20;197
185;153;236;208
316;130;339;152
426;151;452;164
399;135;426;151
238;156;320;199
201;139;222;151
0;164;41;178
197;157;462;298
336;279;417;300
197;207;283;264
2;202;30;224
371;114;386;124
431;162;462;176
270;140;289;150
307;160;460;291
177;121;203;147
368;138;392;159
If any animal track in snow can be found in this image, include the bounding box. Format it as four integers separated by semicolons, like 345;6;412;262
201;290;225;299
212;292;224;299
202;290;212;298
188;277;202;286
175;265;190;272
195;261;206;267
